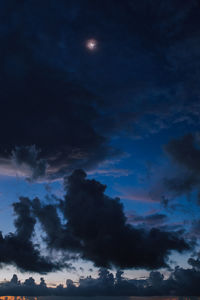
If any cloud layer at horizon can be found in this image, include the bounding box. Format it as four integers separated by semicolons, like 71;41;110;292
2;265;200;296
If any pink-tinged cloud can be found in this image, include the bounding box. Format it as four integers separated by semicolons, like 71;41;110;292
116;186;159;203
0;158;27;178
88;167;132;177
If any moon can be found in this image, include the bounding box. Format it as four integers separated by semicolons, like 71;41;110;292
86;39;97;51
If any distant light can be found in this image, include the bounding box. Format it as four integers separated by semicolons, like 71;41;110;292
86;39;97;51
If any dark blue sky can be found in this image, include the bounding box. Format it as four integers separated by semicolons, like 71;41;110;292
0;0;200;294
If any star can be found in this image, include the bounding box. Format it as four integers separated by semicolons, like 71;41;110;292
86;39;97;51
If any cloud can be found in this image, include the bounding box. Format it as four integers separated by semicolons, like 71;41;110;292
0;170;189;274
126;133;200;207
190;220;200;238
0;274;48;296
165;134;200;174
2;263;200;296
0;197;69;274
164;133;200;202
188;257;200;270
127;212;168;228
11;145;47;181
31;169;190;270
116;186;160;203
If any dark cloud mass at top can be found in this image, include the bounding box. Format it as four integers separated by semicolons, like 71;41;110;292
0;7;117;179
0;0;200;178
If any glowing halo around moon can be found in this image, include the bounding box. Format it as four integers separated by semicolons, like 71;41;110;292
86;38;98;51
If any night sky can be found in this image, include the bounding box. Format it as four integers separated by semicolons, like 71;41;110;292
0;0;200;296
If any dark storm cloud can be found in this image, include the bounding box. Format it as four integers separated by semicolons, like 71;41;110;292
142;133;200;207
0;197;68;274
13;196;36;241
32;170;190;270
164;134;200;201
31;197;81;251
0;0;200;178
190;220;200;238
165;134;200;174
0;170;190;274
188;257;200;270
